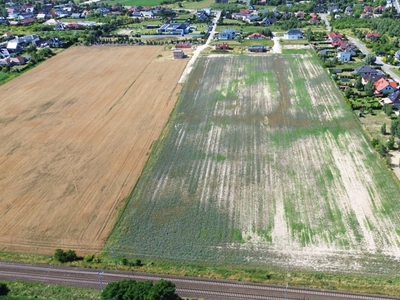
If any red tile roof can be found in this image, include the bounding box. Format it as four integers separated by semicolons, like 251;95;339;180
374;78;390;92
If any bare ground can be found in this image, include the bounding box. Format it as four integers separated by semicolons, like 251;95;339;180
0;46;187;255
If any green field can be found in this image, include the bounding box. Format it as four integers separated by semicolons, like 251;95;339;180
106;53;400;275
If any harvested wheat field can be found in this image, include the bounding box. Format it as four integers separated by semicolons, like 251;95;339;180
0;46;187;255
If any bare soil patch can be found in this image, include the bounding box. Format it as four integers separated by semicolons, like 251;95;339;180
0;46;187;255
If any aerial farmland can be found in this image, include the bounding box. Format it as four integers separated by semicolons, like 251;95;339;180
0;46;187;254
107;52;400;274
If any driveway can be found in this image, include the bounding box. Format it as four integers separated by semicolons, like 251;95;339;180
347;36;400;83
272;33;282;54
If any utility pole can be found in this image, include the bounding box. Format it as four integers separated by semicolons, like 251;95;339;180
285;263;289;300
97;271;104;292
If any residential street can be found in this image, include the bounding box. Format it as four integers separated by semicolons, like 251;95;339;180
347;36;400;83
178;10;221;83
319;13;331;31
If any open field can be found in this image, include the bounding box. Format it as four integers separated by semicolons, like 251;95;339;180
107;52;400;275
0;46;187;255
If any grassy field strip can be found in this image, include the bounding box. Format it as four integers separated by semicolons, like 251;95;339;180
107;54;400;274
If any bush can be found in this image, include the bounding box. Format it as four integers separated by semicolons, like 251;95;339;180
54;249;78;263
0;283;10;296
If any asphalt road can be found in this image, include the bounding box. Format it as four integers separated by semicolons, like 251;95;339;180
0;262;399;300
346;36;400;83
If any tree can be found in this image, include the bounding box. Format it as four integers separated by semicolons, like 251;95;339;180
379;143;388;157
102;279;180;300
364;79;375;96
0;283;10;296
381;123;387;135
364;53;376;65
386;135;395;150
354;76;363;91
391;118;400;138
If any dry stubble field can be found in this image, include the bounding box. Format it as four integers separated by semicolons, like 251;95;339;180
0;46;187;254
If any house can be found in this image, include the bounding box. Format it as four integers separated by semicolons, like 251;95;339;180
6;41;22;53
219;29;236;40
260;17;277;25
36;13;47;20
248;45;267;52
284;29;303;39
387;89;400;109
71;13;81;19
295;11;305;19
344;6;353;14
354;65;381;76
365;32;379;41
0;48;10;59
175;42;192;48
395;50;400;61
374;78;397;94
20;18;35;25
362;74;385;84
215;42;229;50
337;51;352;62
157;23;191;35
248;32;266;40
364;6;374;13
338;41;356;52
2;32;13;41
308;17;319;24
42;37;63;48
141;11;154;18
173;49;184;59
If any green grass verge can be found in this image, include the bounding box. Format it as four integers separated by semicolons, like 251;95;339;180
1;251;400;297
0;281;100;300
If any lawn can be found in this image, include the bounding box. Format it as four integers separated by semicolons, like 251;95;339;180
106;52;400;277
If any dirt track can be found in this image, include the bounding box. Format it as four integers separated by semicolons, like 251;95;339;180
0;46;187;255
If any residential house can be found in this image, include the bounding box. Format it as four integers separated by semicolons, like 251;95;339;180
362;74;384;84
308;17;319;24
338;41;356;52
374;78;397;94
364;6;374;13
248;32;266;40
395;49;400;61
42;37;63;48
354;65;381;77
337;51;352;62
284;29;303;39
157;23;190;35
260;16;277;25
387;89;400;109
366;32;379;41
0;48;10;59
295;11;305;19
71;13;82;19
344;6;353;14
215;42;229;50
173;49;184;59
219;29;236;40
141;11;154;18
328;31;343;46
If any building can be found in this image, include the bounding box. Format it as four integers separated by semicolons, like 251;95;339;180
157;23;191;35
219;29;236;40
337;51;351;62
248;45;267;52
248;32;266;40
374;78;397;94
284;29;303;39
354;65;381;77
215;42;229;50
173;49;184;59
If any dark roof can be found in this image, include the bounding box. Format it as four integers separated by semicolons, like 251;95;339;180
287;29;303;35
362;74;384;82
354;65;379;74
389;89;400;103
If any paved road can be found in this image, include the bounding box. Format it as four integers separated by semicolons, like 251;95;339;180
178;10;221;83
1;261;399;300
347;36;400;83
319;13;331;31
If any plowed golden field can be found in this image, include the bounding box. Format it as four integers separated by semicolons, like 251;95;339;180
0;46;187;255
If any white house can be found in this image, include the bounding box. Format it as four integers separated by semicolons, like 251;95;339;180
337;51;351;62
284;29;303;39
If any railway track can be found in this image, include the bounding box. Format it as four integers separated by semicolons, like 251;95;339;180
0;262;399;300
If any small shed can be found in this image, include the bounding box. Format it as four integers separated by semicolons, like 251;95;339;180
248;45;267;52
173;49;184;59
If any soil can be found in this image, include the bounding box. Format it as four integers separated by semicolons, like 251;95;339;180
0;46;187;255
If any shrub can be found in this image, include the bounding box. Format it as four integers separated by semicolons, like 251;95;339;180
54;249;78;263
0;283;10;296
